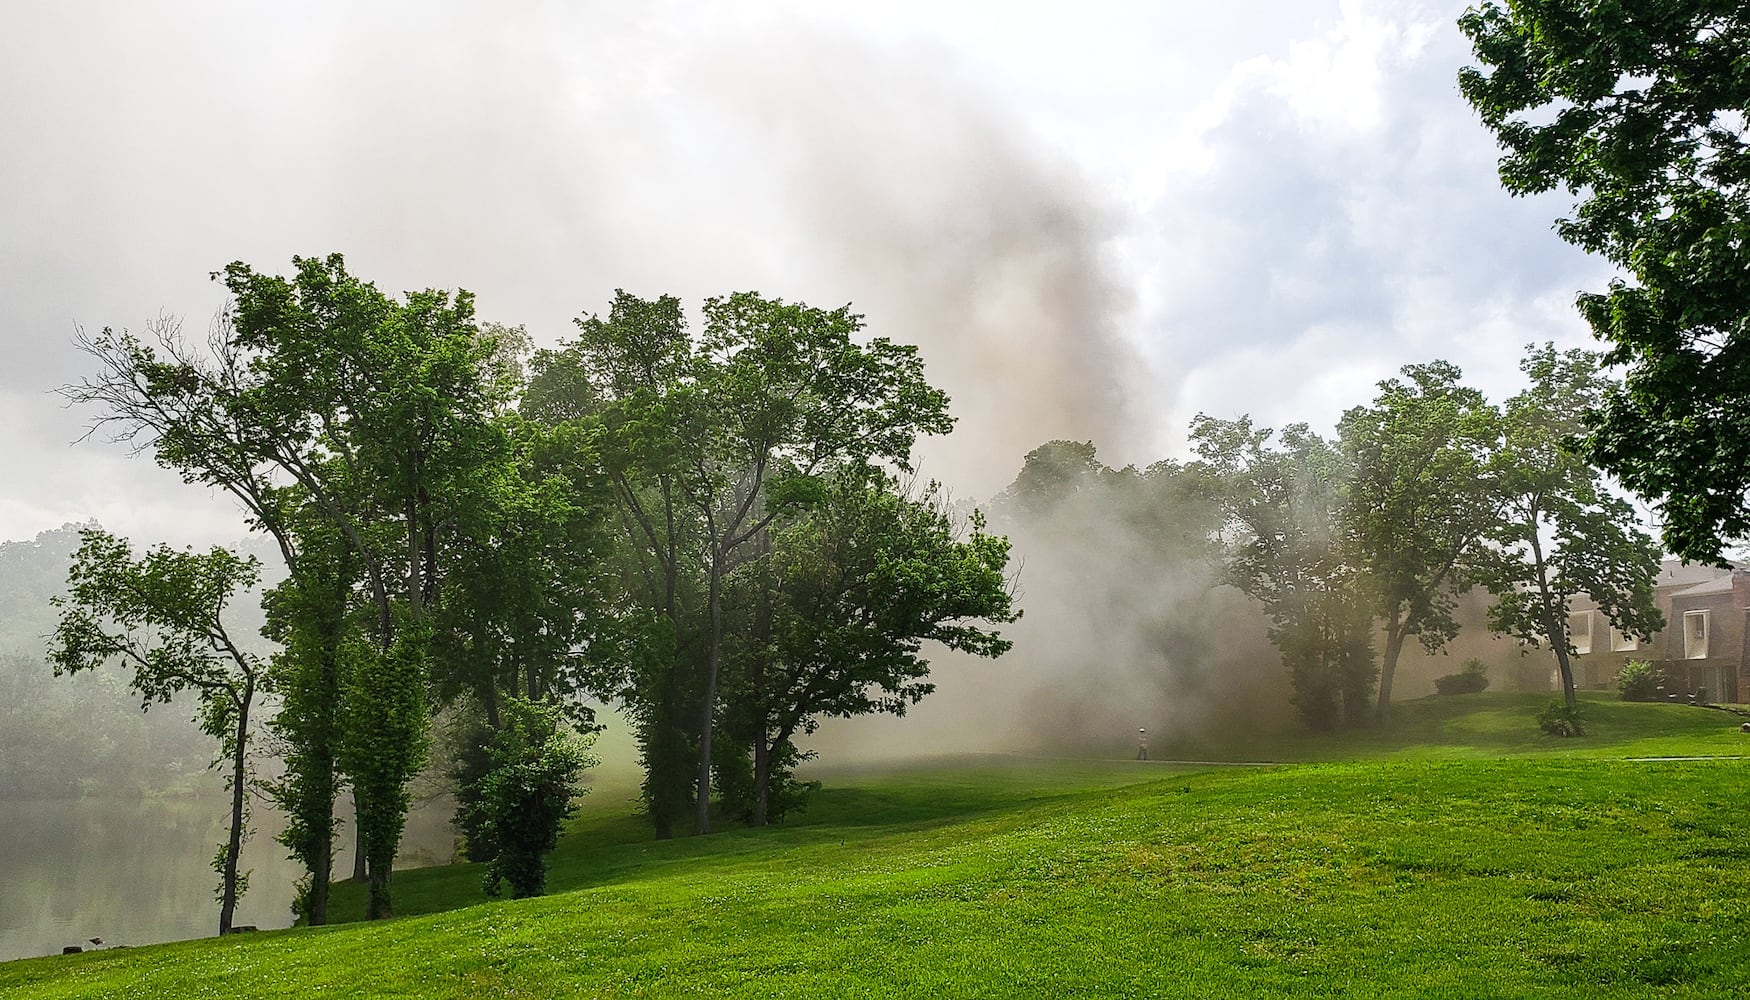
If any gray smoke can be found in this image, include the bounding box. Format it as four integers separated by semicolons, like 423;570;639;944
680;28;1151;497
8;3;1203;763
805;451;1292;762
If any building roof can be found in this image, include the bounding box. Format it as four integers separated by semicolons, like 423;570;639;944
1656;559;1734;590
1673;575;1736;598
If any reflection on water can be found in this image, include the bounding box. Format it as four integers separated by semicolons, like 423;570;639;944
0;795;455;962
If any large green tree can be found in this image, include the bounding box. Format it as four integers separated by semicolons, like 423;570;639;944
221;255;536;918
1459;1;1750;562
530;290;954;836
67;317;359;921
260;508;357;925
1191;417;1376;730
48;529;269;936
719;465;1016;825
66;254;531;919
434;417;616;725
1338;362;1499;719
526;291;708;839
1470;344;1665;709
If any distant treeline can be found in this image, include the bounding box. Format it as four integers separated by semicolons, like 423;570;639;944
0;525;214;798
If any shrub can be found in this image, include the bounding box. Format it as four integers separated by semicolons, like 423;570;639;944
1536;700;1586;737
1616;659;1664;702
470;699;597;899
1434;658;1490;695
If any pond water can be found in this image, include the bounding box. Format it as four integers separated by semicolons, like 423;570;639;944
0;794;456;962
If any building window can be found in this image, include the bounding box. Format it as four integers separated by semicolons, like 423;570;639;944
1610;627;1639;652
1684;610;1710;660
1569;611;1594;655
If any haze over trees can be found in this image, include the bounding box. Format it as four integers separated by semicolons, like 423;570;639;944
1044;344;1668;732
48;529;269;936
718;467;1016;825
1190;418;1375;731
41;0;1737;917
520;289;1009;836
987;439;1289;747
47;249;1681;959
1;525;218;800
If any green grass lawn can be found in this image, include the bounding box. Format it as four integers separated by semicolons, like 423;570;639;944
5;693;1748;998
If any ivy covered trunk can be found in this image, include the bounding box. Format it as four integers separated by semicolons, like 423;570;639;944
217;687;252;936
345;637;429;920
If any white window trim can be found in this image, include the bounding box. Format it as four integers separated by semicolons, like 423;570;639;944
1684;610;1710;660
1569;610;1594;655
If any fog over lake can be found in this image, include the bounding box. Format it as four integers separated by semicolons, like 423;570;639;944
0;795;455;962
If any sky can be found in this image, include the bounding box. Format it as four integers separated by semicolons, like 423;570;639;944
0;0;1612;548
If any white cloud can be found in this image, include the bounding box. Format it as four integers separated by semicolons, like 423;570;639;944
1;1;1622;544
1124;1;1610;453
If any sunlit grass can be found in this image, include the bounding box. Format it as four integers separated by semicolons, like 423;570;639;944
5;693;1748;998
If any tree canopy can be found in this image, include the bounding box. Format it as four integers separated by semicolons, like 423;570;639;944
526;288;972;836
1338;361;1499;718
720;465;1016;823
1191;417;1375;730
1469;344;1665;709
1459;0;1750;562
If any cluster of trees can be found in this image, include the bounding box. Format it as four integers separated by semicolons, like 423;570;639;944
1197;345;1667;729
1004;345;1665;733
38;0;1749;937
51;259;1016;933
1145;0;1750;728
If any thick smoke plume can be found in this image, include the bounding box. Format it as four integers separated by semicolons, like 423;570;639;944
807;446;1293;762
680;28;1150;498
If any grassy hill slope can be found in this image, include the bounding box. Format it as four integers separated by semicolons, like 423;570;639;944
5;694;1748;998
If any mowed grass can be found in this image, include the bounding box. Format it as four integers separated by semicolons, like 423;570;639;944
6;694;1749;998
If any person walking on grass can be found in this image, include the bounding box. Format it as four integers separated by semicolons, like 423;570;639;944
1136;727;1149;761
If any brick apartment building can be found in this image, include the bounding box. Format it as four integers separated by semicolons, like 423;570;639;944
1388;560;1749;704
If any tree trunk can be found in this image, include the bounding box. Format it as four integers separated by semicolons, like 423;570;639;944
752;736;770;828
366;860;391;920
1551;643;1578;709
694;548;724;836
650;715;678;841
351;790;368;882
306;820;332;926
483;682;500;731
748;533;775;828
1376;610;1407;720
217;689;251;936
306;640;341;925
304;616;348;926
647;479;680;842
406;492;423;613
1527;531;1577;709
1538;590;1578;709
